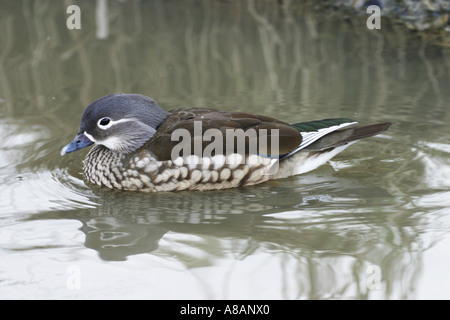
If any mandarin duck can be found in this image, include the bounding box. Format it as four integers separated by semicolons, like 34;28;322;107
61;94;391;192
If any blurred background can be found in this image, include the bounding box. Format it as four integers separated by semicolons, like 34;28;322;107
0;0;450;299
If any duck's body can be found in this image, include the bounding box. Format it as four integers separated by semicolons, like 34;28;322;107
83;143;283;192
83;137;351;192
61;94;391;192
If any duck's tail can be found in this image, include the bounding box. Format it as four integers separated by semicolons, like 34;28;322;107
302;121;392;151
281;120;392;176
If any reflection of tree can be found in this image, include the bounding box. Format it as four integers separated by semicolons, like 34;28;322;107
1;0;449;124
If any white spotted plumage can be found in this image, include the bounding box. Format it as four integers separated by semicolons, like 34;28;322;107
83;145;302;192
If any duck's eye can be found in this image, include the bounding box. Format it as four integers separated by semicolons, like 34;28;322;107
98;117;111;129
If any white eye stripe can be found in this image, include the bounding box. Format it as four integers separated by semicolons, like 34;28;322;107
97;117;137;130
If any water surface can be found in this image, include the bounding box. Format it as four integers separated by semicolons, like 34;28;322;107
1;0;450;299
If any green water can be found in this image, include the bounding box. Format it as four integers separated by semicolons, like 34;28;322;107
1;0;450;299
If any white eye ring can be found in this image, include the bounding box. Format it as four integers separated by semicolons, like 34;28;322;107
97;117;137;130
97;117;112;129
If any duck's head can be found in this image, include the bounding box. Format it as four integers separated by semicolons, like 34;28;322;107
61;94;169;155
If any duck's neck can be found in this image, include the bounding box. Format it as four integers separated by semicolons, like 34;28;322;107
83;145;125;189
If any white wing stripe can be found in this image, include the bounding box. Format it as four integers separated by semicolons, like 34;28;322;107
284;121;358;158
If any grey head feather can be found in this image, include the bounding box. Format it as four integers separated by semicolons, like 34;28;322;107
80;93;170;154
